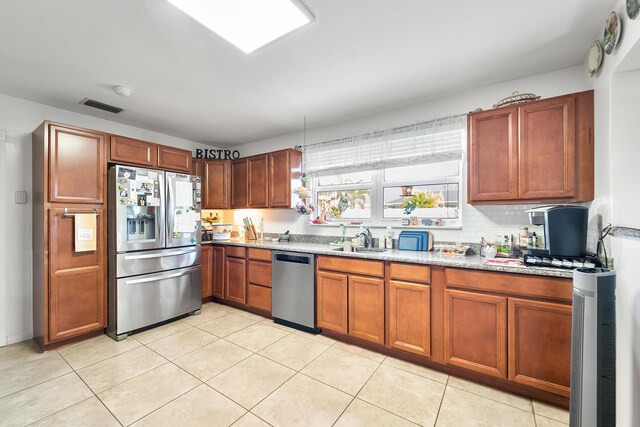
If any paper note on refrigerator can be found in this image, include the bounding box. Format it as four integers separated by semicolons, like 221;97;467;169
174;211;196;232
175;181;193;207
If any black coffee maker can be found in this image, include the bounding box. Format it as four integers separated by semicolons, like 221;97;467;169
527;205;588;257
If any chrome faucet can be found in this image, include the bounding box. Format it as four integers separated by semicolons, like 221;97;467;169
356;228;373;248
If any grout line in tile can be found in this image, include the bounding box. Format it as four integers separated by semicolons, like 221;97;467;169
0;368;75;401
55;340;143;372
432;375;450;426
353;364;442;426
445;379;535;414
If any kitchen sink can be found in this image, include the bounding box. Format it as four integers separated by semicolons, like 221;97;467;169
332;247;388;253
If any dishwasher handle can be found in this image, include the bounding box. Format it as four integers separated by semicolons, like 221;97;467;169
274;253;311;264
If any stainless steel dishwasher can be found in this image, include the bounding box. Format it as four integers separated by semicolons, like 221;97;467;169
272;251;319;333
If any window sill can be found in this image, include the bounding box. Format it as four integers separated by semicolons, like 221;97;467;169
309;222;462;230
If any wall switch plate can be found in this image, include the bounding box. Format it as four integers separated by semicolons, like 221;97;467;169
15;191;27;204
0;130;6;142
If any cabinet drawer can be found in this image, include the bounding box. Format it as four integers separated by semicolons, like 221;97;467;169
247;284;271;313
445;268;572;302
389;263;430;284
317;256;384;277
248;248;272;261
225;246;246;259
248;260;272;287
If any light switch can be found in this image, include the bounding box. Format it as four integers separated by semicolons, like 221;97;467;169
15;191;27;204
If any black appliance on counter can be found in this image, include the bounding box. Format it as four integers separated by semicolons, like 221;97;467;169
527;205;588;257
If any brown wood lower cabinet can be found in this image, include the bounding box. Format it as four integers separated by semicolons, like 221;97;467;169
212;246;225;299
348;275;384;345
508;298;572;396
444;289;507;378
248;284;272;312
201;245;212;298
225;256;246;304
317;270;348;334
388;280;431;357
47;207;106;342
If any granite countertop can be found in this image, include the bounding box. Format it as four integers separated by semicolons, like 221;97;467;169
203;239;573;279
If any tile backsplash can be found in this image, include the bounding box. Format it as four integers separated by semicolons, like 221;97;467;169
217;198;611;256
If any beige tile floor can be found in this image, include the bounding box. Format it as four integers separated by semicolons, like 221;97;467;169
0;302;571;426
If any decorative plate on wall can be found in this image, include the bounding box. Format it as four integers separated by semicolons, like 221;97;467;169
604;11;622;55
628;0;639;20
588;40;604;77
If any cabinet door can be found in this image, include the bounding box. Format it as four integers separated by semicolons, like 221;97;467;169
225;256;246;304
191;158;203;177
508;298;572;396
231;159;248;209
158;145;192;173
48;207;105;342
388;280;431;357
248;155;269;208
48;124;106;204
201;246;213;298
444;289;507;378
467;108;518;202
317;271;348;334
212;246;225;298
348;275;385;344
269;149;298;207
518;96;576;200
203;161;230;209
109;135;157;168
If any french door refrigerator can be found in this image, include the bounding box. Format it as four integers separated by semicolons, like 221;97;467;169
107;165;202;340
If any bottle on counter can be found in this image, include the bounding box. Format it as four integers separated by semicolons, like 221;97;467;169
385;226;393;249
531;232;538;248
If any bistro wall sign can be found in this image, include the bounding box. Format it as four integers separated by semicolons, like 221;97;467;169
194;149;241;160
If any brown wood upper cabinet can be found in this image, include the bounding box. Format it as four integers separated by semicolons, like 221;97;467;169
508;298;572;397
468;90;593;204
248;155;269;208
109;135;157;168
48;124;107;204
268;149;302;208
202;161;230;209
191;158;203;177
157;145;192;173
231;159;248;209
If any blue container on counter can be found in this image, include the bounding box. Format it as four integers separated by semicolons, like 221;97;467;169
397;230;434;251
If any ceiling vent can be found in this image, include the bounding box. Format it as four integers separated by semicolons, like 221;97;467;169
80;98;124;114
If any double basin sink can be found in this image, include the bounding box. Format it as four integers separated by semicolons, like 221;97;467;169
331;247;388;253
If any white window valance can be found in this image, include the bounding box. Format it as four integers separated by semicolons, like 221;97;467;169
303;115;466;176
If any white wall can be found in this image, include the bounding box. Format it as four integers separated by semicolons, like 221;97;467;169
231;66;593;245
0;93;213;345
581;1;640;425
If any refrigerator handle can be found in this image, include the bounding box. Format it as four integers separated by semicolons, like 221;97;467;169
124;248;197;260
124;267;197;285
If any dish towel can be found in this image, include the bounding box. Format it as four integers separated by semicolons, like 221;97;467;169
74;213;97;252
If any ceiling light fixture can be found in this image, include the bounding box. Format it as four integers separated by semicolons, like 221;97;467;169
113;85;132;96
167;0;314;54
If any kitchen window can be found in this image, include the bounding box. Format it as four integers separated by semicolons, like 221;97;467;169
306;115;465;227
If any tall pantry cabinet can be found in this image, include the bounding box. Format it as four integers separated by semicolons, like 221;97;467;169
32;122;107;350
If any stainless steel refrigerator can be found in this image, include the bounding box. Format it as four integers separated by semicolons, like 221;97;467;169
107;165;202;340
